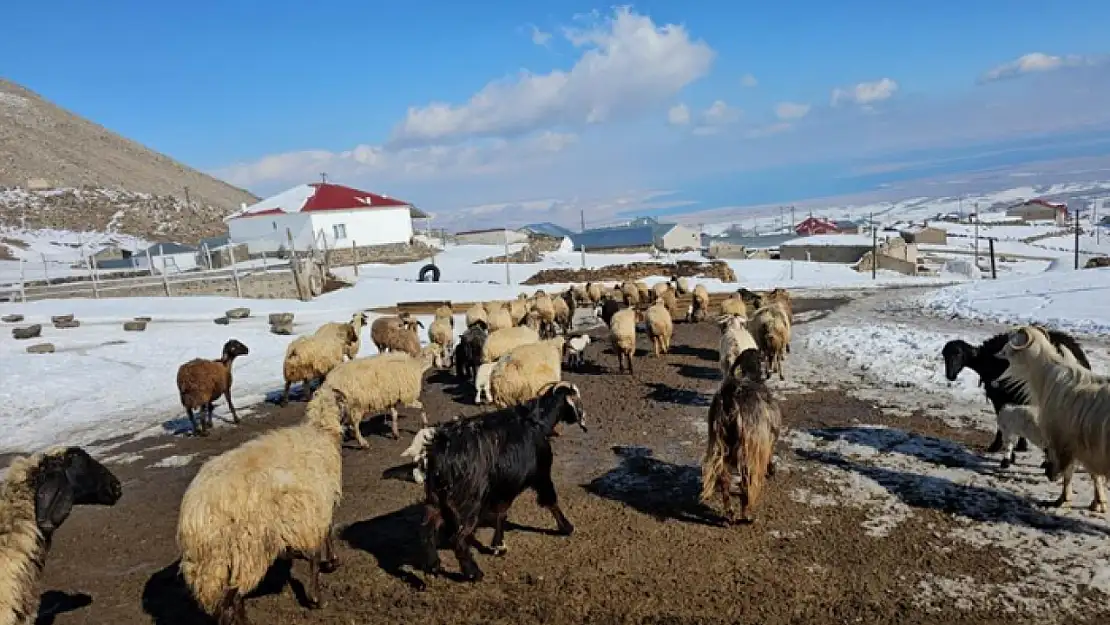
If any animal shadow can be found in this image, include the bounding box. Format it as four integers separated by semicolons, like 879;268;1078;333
562;360;608;376
35;590;91;625
644;382;711;407
672;363;720;381
584;445;719;526
667;344;718;362
807;426;993;472
426;369;477;404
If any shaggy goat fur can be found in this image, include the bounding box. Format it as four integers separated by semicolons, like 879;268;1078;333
747;303;792;380
998;326;1110;513
324;349;436;444
644;300;674;356
420;382;587;582
313;312;368;360
465;304;488;328
942;328;1091;454
370;314;423;357
454;321;489;383
718;315;758;377
176;339;250;436
0;447;121;625
177;388;346;624
482;326;541;363
488;338;565;409
281;328;356;405
609;307;637;374
701;349;781;525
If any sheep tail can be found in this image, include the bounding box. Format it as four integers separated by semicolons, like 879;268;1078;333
700;408;735;504
179;552;234;615
739;414;775;512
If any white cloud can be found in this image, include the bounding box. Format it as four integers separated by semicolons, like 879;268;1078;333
690;100;741;135
830;78;899;106
978;52;1095;83
530;25;553;46
775;101;810;120
740;73;758;88
667;103;691;126
389;7;714;146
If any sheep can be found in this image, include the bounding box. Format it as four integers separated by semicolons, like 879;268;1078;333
571;284;590;305
419;382;587;582
942;327;1091;454
176;339;250;436
701;348;781;525
585;282;603;305
486;304;514;332
523;310;558;339
634;281;650;303
177;387;347;624
488;338;565;409
313;311;368;360
747;303;792;380
563;333;592;371
474;362;496;405
482;301;504;319
718;315;758;378
465;303;488;328
428;316;455;365
324;348;437;444
687;284;710;322
454;320;488;383
281;328;357;405
552;295;572;334
619;282;641;307
671;276;690;295
0;447;121;625
644;300;674;356
651;281;670;303
507;298;529;326
371;314;423;357
609;307;637;374
998;325;1110;513
660;289;678;317
530;292;556;326
482;325;541;363
764;287;793;318
720;296;747;318
401;426;439;484
596;296;624;327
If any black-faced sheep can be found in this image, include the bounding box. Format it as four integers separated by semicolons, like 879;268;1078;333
178;387;347;624
282;326;358;405
324;348;437;443
701;348;781;525
313;311;368;360
998;326;1110;513
176;339;250;436
942;328;1091;454
419;382;587;582
1;447;121;625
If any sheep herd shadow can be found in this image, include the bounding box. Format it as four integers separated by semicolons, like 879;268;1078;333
643;382;711;408
34;590;92;625
583;445;721;527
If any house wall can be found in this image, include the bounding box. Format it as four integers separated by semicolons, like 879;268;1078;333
144;251;199;274
228;213;313;255
659;225;701;251
1007;206;1063;224
856;251;918;276
780;244;872;263
902;228;947;245
707;242;747;259
308;208;414;250
455;230;530;245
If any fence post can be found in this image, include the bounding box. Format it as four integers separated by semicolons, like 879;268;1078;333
159;244;171;296
287;228;305;300
41;253;49;283
84;253;100;299
228;244;242;298
145;248;155;277
203;243;214;270
351;240;359;276
19;257;26;303
988;238;997;279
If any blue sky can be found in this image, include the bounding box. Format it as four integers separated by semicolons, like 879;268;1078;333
4;1;1110;228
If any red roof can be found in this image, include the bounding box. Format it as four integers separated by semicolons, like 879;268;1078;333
229;182;414;220
794;216;841;235
1024;198;1068;211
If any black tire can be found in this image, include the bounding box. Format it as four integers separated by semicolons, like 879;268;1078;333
418;263;441;282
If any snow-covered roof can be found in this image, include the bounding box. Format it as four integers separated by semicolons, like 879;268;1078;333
781;234;875;247
226;183;427;220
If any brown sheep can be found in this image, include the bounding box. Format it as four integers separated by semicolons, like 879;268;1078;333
371;313;423;356
176;339;250;436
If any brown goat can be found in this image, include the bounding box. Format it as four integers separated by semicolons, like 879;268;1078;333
701;348;781;525
176;339;250;436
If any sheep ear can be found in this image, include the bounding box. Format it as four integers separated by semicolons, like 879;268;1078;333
1009;328;1032;350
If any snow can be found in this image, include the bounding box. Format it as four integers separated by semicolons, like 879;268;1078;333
923;267;1110;335
233;183;314;216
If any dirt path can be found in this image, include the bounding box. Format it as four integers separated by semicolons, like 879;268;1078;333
26;294;1110;625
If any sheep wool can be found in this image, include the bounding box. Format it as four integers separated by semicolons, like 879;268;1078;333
719;316;758;378
508;299;529;325
644;301;674;356
552;296;572;333
314;312;367;360
433;305;454;328
531;293;556;324
487;305;514;332
177;389;345;619
371;316;422;357
465;304;489;328
323;350;434;444
619;282;640;307
0;451;63;625
428;317;455;355
488;340;565;408
586;282;603;304
482;325;541;363
609;307;637;374
282;333;349;404
747;303;792;380
719;297;747;319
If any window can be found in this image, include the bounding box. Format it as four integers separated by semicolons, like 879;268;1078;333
332;224;348;240
272;221;278;230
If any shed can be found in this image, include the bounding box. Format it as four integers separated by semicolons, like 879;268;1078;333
145;242;199;274
900;225;948;245
779;234;875;263
454;228;530;245
519;222;575;238
1006;199;1069;225
571;220;700;252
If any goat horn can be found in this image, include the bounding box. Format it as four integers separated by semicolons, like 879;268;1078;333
1008;328;1033;350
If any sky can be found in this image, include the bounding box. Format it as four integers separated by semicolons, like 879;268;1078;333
4;1;1110;230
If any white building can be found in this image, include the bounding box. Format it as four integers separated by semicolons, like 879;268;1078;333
454;228;530;245
225;182;428;255
143;242;199;274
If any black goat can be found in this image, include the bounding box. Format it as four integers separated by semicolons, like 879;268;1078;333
942;327;1091;453
595;297;624;328
454;320;488;383
419;381;587;582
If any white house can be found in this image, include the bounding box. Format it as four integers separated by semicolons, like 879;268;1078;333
142;242;199;274
224;182;429;255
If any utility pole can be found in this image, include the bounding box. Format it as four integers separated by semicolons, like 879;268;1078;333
184;186;191;208
790;206;796;232
1097;198;1102;245
579;209;586;267
973;202;979;266
870;212;877;280
1074;201;1080;270
320;172;328;184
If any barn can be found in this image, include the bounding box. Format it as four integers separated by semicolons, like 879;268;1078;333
225;182;429;255
1005;199;1069;225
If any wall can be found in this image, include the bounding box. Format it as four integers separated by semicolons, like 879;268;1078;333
779;244;872;263
228;212;312;254
309;208;414;250
856;251;918;276
659;226;701;251
151;252;199;274
902;228;947;245
707;242;747;259
455;230;530;245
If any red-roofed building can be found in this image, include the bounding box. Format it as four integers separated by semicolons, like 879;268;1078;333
794;216;842;236
1006;198;1069;225
225;182;429;254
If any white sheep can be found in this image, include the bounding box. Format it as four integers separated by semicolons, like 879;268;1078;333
609;307;637;374
644;300;674;356
482;325;541;363
747;303;792;380
563;334;592;370
999;325;1110;513
488;338;565;409
719;314;759;378
688;283;710;322
720;296;747;319
177;387;347;621
433;305;454;329
313;311;368;360
465;303;488;328
0;447;121;625
282;330;353;405
324;348;436;444
427;316;455;364
474;361;496;405
487;304;514;332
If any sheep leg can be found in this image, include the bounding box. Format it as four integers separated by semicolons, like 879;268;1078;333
411;400;428;427
320;526;340;573
489;503;511;556
225;390;240;423
351;413;370;449
1090;475;1108;514
215;589;247;625
390;407;400;440
185;407;202;436
281;381;292;405
205;403;216;434
986;430;1005;453
1046;463;1077;509
1000;433;1018;469
305;554;323;608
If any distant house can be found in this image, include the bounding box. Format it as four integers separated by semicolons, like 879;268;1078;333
146;242;199;274
453;228;530;246
832;220;860;234
519;222;575;238
794;217;843;236
900;224;948;245
1006;199;1069;225
779;234;875;263
572;218;700;252
92;245;134;267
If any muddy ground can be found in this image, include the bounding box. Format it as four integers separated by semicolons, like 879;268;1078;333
27;295;1110;625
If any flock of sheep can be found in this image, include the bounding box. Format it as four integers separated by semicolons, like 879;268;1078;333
4;270;1109;625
